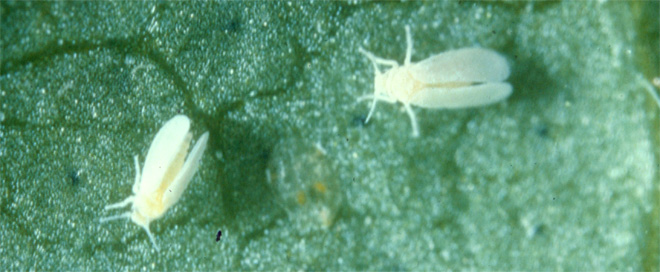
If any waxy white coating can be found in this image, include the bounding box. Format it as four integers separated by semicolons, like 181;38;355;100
358;25;512;137
100;115;209;250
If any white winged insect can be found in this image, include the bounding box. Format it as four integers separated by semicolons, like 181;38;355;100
358;25;512;137
100;115;209;250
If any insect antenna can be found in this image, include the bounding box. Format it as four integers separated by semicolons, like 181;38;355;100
99;212;131;223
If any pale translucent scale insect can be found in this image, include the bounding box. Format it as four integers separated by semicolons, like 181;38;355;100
100;115;209;250
358;25;513;137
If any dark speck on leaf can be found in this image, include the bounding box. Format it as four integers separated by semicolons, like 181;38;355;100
67;168;80;186
351;115;368;127
533;224;545;236
259;149;271;162
216;230;222;241
536;125;549;137
225;19;240;33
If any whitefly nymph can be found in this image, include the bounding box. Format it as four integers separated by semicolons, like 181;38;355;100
100;115;209;250
358;25;512;137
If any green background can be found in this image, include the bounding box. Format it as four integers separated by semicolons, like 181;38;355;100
1;1;658;270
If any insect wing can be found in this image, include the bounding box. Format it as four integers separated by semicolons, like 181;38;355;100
162;132;209;209
410;82;512;109
139;115;191;194
409;48;510;84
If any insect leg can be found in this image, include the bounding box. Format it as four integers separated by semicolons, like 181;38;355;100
358;47;399;73
132;155;141;194
104;196;135;210
403;102;419;137
357;94;397;104
358;94;398;123
99;212;131;223
365;98;378;123
140;224;160;251
641;75;660;108
404;25;413;66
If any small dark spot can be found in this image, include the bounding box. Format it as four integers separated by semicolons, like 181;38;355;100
259;149;271;162
223;19;240;33
514;55;518;59
351;115;368;127
492;30;496;34
229;20;240;32
536;125;549;137
216;230;222;241
67;168;80;186
533;224;545;236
